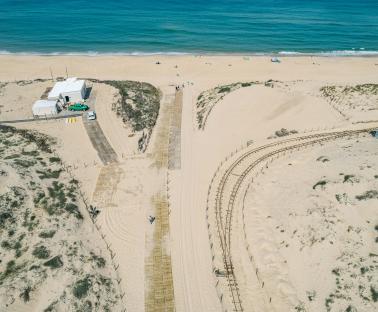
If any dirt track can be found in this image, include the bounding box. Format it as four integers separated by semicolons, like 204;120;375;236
82;89;118;165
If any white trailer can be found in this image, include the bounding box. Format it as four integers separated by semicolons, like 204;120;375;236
32;100;58;117
48;77;86;104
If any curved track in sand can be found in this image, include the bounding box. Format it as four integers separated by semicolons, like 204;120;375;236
208;125;378;312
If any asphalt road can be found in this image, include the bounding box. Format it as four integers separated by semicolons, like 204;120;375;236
0;112;83;124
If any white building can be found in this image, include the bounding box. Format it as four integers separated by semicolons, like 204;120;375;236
48;77;86;104
32;100;58;117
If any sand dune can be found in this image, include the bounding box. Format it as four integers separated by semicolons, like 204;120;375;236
0;55;377;312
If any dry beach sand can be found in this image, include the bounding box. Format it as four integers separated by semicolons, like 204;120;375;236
0;55;377;312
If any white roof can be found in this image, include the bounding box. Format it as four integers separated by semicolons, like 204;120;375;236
33;100;57;108
48;77;85;98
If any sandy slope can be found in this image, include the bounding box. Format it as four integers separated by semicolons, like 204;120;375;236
243;134;378;312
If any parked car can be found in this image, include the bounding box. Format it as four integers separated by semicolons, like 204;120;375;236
87;111;96;120
68;103;89;111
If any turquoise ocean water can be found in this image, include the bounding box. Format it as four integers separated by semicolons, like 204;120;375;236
0;0;377;55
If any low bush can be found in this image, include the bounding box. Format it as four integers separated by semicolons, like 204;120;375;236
356;190;378;201
39;230;56;238
72;275;92;299
43;255;63;269
313;180;328;190
48;157;61;163
36;169;62;179
371;286;378;302
32;245;50;259
90;252;106;268
19;286;32;302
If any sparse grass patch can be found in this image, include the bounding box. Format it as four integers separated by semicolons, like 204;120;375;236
325;296;334;311
343;174;357;183
43;255;63;269
48;156;61;163
13;158;37;168
218;86;231;93
371;286;378;302
4;154;20;159
36;169;62;179
0;187;26;229
332;268;341;276
0;260;26;284
0;125;55;153
39;230;56;238
69;178;79;185
93;80;161;151
22;150;39;157
19;286;32;302
72;275;92;299
196;81;258;129
317;156;330;162
44;300;58;312
32;245;50;259
355;190;378;201
90;252;106;268
0;109;121;310
313;180;328;190
360;266;369;275
64;203;82;219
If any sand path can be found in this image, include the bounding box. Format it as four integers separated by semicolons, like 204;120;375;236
170;86;222;312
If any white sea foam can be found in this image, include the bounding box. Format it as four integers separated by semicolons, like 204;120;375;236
0;50;190;56
278;50;378;56
0;50;377;57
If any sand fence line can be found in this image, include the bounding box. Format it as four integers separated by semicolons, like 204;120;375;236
205;126;372;311
54;152;127;312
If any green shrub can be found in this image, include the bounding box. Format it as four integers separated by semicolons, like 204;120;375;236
43;255;63;269
22;150;39;156
0;260;26;284
101;80;160;133
371;286;378;302
313;180;327;190
33;191;45;205
4;154;20;159
90;252;106;268
72;276;92;299
218;86;231;93
32;245;50;259
43;300;58;312
1;240;11;249
343;174;357;183
49;157;61;163
64;203;83;219
69;178;79;185
13;159;37;168
37;169;62;179
39;230;56;238
325;297;334;311
356;190;378;201
19;286;32;302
